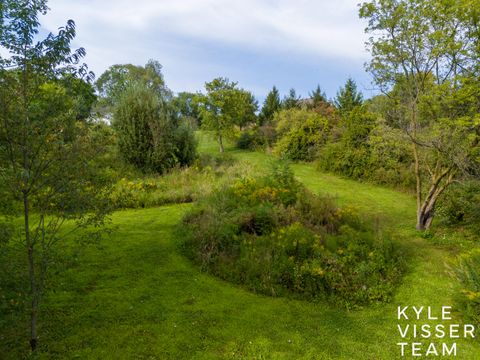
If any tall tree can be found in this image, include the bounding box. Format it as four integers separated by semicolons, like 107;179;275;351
113;83;174;173
309;85;327;108
360;0;480;230
198;77;257;152
282;88;300;110
334;78;363;114
259;86;281;124
0;0;110;350
172;91;201;125
95;60;172;115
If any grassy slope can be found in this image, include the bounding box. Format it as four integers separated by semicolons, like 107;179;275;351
2;133;479;359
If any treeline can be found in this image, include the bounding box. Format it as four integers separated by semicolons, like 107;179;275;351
87;58;480;232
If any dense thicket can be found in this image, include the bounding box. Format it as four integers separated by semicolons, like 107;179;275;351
273;109;331;161
180;163;405;306
113;84;197;174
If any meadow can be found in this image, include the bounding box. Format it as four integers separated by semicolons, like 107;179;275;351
1;133;479;359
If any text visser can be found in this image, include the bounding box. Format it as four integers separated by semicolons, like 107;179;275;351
396;306;477;357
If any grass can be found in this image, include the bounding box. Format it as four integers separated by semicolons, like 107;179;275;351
1;132;479;359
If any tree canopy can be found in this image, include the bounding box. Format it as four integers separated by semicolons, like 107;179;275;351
282;88;300;110
198;77;258;152
359;0;480;230
0;0;111;350
95;60;172;115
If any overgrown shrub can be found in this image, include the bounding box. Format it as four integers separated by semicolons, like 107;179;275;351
109;153;255;209
454;249;480;324
180;162;405;306
113;83;197;174
437;181;480;229
273;109;330;161
317;109;414;189
237;125;277;150
173;121;198;166
236;130;257;150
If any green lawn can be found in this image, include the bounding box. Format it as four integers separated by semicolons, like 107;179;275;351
2;133;479;359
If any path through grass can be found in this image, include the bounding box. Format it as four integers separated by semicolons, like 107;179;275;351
2;133;479;359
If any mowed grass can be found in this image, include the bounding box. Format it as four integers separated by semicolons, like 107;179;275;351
2;132;479;359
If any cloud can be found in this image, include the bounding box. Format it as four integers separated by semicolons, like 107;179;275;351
41;0;366;58
35;0;371;97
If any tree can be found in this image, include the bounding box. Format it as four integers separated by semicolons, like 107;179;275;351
60;74;97;120
172;91;201;125
334;78;363;114
95;60;172;115
259;86;281;125
113;83;196;173
309;85;327;108
198;77;257;152
282;88;300;110
359;0;480;230
0;1;111;350
113;83;174;173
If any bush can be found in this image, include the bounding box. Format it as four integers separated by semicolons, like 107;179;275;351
454;249;480;324
173;121;198;166
317;111;414;189
236;130;257;150
273;109;330;161
236;125;277;150
113;83;197;174
437;181;480;229
180;162;405;306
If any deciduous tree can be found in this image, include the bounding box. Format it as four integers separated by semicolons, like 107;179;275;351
198;77;257;152
0;0;111;350
359;0;480;230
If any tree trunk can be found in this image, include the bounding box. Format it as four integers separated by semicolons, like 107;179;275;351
24;194;38;351
415;170;453;231
416;207;434;231
218;134;224;153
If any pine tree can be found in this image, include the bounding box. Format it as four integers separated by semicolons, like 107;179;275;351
334;78;363;114
259;86;281;124
309;85;327;107
282;88;300;110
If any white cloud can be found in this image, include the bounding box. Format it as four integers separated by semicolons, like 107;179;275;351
41;0;366;58
36;0;369;95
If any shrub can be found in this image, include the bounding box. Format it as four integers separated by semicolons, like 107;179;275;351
236;125;277;150
173;121;198;166
180;162;405;306
273;109;330;161
236;130;257;150
454;249;480;324
317;111;414;189
437;181;480;229
113;83;197;174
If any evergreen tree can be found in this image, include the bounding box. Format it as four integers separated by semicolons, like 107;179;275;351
282;88;300;110
259;86;281;124
334;78;363;114
309;85;327;107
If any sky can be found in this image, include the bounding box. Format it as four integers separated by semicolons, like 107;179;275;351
37;0;374;102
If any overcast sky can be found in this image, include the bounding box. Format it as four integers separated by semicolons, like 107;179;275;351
37;0;373;101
